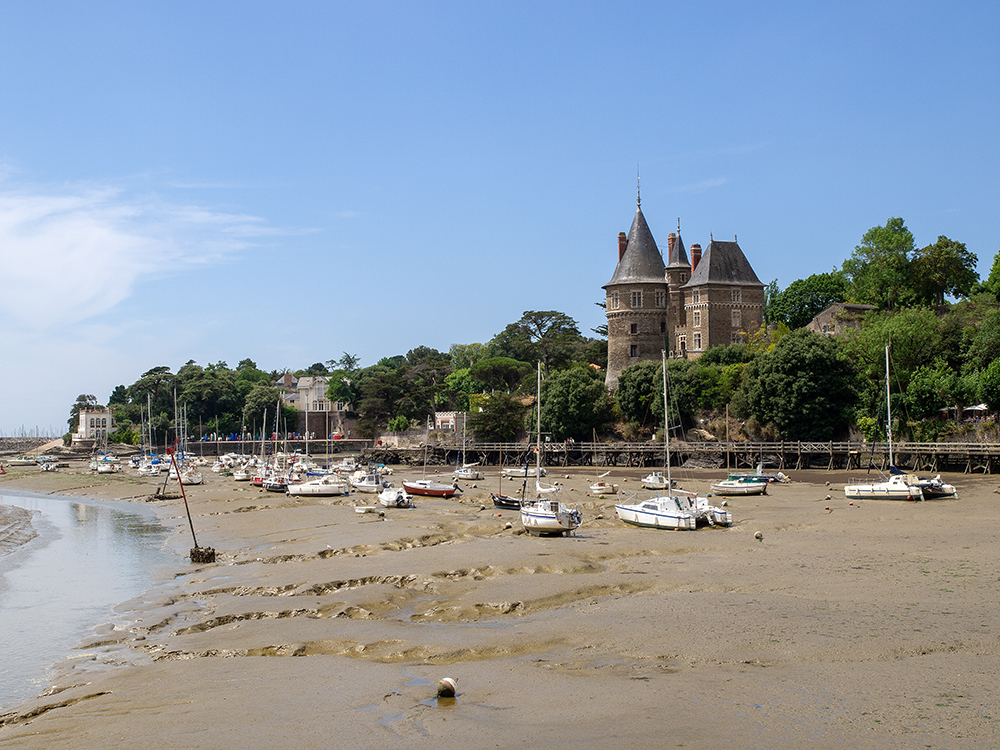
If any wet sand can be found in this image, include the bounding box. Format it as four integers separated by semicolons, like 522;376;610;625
1;461;998;749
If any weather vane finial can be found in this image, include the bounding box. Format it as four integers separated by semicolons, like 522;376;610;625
636;164;641;207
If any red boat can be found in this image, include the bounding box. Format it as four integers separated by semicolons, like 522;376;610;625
402;479;460;498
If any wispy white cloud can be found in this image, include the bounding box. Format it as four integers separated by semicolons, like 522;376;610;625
0;181;272;329
667;177;729;193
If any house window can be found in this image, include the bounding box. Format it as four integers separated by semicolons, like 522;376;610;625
732;309;741;327
630;344;638;357
630;323;638;334
655;290;665;308
677;336;686;351
693;333;702;350
693;310;701;327
692;290;700;303
610;292;619;310
630;291;642;308
731;289;742;303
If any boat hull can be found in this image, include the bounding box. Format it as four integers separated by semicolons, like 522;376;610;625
491;492;523;510
287;479;350;496
615;501;695;530
710;481;767;496
520;500;581;535
402;480;458;498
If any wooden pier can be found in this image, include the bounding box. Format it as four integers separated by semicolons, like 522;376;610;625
149;438;1000;474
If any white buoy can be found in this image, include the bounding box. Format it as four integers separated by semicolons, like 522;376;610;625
437;677;457;697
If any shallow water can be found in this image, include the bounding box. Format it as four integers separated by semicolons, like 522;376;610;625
0;491;174;711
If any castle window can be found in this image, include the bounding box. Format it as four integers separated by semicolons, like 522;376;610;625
693;333;702;350
731;289;742;303
630;345;638;358
731;333;743;344
630;323;638;334
630;291;642;308
681;274;687;283
732;309;741;327
671;305;676;314
677;335;686;351
610;292;619;310
660;321;666;333
693;310;701;327
692;290;700;304
655;290;665;308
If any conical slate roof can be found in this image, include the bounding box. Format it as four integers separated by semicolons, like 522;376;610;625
603;204;665;288
667;232;689;268
682;239;761;287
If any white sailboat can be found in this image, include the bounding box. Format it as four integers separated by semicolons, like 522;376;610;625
844;345;924;501
616;351;730;529
520;362;582;536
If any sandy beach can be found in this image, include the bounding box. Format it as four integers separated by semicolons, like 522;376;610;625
1;459;998;749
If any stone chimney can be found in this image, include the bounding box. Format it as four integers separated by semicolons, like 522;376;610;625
691;243;702;272
667;232;676;260
618;232;627;261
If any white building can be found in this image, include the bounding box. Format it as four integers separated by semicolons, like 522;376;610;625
72;408;114;446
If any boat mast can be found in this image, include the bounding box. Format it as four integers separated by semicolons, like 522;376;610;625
662;349;671;490
536;361;542;477
885;343;893;468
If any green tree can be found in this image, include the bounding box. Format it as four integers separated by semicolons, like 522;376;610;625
767;272;849;328
902;360;961;422
67;394;99;432
469;357;533;393
615;360;660;425
468;392;526;442
980;248;1000;300
540;366;614;441
841;217;915;310
490;311;582;375
242;383;283;434
911;236;979;305
978;359;1000;412
737;329;857;440
449;343;486;370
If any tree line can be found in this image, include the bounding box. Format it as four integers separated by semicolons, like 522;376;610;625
71;218;1000;447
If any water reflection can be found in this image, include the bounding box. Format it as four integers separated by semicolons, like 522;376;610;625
0;492;175;711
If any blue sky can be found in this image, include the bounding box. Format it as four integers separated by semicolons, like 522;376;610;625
1;1;998;434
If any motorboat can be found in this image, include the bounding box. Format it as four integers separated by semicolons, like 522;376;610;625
641;471;671;490
287;475;350;497
262;475;289;492
378;486;413;507
615;494;696;530
888;468;956;499
502;465;547;478
402;479;460;497
453;465;484;481
844;473;923;501
350;470;390;493
520;498;582;536
491;492;525;510
710;476;768;496
8;456;38;466
589;481;619;495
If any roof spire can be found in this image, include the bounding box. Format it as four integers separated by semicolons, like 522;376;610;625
636;165;641;208
677;217;681;233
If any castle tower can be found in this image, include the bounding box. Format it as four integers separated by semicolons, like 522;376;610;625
679;237;765;356
665;220;692;356
603;194;669;389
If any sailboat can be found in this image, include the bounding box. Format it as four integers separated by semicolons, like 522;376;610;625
616;351;731;529
589;429;619;495
492;444;527;510
520;363;582;536
844;345;924;501
453;416;484;481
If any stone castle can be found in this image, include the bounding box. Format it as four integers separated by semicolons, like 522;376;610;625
603;192;765;389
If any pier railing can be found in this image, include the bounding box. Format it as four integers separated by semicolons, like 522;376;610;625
192;438;1000;474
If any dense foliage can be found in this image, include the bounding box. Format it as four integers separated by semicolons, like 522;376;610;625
76;221;1000;446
